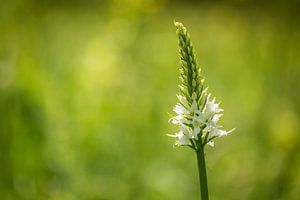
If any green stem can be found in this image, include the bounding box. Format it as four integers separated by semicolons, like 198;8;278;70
196;144;209;200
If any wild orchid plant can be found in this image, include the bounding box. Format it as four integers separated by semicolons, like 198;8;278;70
168;22;235;200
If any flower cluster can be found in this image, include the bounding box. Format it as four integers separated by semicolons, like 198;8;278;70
168;93;234;147
168;22;234;149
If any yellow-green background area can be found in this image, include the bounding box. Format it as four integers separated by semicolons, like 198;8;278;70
1;0;300;199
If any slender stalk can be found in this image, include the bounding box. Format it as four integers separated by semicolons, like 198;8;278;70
196;144;209;200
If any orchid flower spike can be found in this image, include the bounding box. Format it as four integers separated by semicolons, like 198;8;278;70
168;22;235;149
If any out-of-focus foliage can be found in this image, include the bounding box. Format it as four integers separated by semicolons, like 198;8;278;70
1;0;300;199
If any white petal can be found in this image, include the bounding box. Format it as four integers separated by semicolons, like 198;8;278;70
202;126;210;136
193;126;200;139
166;133;177;138
204;95;223;117
224;128;236;135
168;117;179;124
209;127;235;138
207;141;214;147
173;103;187;115
180;125;190;134
217;129;227;137
176;94;189;107
193;111;206;124
177;132;191;146
212;114;223;123
169;115;187;125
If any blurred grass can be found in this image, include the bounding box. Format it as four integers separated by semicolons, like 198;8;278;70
1;0;300;199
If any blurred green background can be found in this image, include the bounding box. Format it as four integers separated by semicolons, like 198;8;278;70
1;0;300;199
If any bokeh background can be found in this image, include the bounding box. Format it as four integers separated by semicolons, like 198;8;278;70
1;0;300;199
